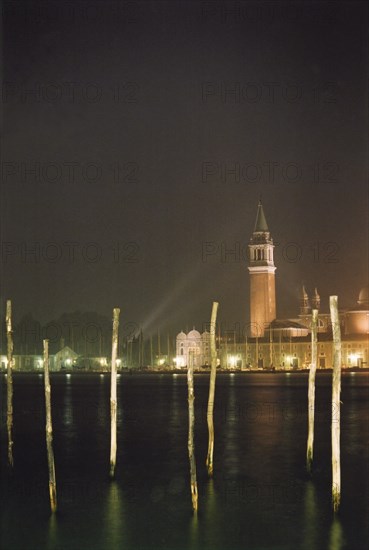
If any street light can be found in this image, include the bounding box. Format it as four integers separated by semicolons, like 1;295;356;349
348;353;359;366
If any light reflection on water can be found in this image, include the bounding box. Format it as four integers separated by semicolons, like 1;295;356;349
301;481;318;550
63;380;73;427
328;518;344;550
222;377;239;475
97;377;108;429
188;512;199;550
46;514;58;550
102;482;128;548
201;479;220;549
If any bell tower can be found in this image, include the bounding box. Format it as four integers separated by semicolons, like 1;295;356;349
248;201;276;337
311;287;320;310
300;285;311;315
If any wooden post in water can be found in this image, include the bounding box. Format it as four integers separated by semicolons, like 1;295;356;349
206;301;219;476
141;330;144;366
43;339;57;513
269;326;273;367
330;296;342;512
158;329;161;365
138;330;142;367
187;351;198;512
6;300;14;467
245;332;248;367
110;308;120;479
306;308;318;473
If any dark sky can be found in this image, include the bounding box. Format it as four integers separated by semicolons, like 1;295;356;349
1;0;368;336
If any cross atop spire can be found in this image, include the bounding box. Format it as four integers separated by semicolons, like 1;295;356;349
254;200;269;232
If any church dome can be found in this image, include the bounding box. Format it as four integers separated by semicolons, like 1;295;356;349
357;285;369;307
187;329;201;339
177;331;187;340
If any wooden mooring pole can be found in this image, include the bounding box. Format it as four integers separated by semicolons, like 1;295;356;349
6;300;14;467
306;308;318;473
43;339;57;513
187;351;198;512
330;296;342;512
206;301;219;477
110;308;120;479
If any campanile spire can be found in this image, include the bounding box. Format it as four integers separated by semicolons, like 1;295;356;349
248;201;276;337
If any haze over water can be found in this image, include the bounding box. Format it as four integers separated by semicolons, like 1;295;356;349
1;372;368;550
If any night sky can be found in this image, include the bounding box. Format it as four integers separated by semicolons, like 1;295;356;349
1;0;368;336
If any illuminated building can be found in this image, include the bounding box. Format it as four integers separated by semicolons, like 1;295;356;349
247;200;276;337
175;329;210;368
178;201;368;370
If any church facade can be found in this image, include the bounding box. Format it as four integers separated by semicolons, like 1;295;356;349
175;329;211;368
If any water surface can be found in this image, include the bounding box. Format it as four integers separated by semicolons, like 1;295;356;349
1;372;368;550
